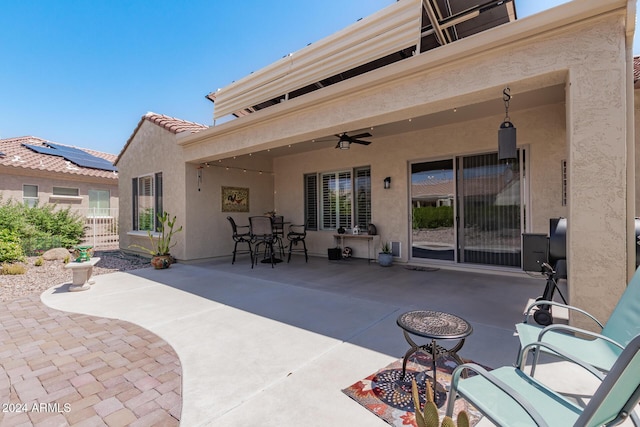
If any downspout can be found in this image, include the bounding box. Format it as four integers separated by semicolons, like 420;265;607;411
626;0;636;280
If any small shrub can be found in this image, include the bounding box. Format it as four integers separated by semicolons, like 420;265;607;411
413;206;454;229
0;229;25;263
63;255;70;264
0;197;84;254
1;263;26;275
34;256;44;267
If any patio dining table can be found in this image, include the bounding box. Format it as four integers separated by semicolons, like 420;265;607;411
257;217;290;264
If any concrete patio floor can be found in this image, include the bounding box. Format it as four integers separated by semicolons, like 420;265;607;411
39;255;636;426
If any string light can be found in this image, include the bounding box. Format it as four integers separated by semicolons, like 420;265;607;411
201;163;274;175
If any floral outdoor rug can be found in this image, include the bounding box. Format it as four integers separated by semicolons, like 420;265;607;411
342;353;485;427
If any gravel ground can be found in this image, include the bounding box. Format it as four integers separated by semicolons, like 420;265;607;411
0;250;151;302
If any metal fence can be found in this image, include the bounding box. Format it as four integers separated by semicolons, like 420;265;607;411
77;208;119;250
21;236;64;256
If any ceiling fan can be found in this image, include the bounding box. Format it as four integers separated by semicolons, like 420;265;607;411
331;132;373;150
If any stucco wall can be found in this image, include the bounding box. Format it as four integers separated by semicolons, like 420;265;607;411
182;156;275;261
0;168;119;213
636;90;640;215
117;120;188;259
117;121;276;262
274;104;567;260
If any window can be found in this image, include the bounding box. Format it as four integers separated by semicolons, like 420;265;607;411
23;184;38;207
305;167;371;231
321;171;352;230
132;172;163;231
52;187;79;197
89;190;110;217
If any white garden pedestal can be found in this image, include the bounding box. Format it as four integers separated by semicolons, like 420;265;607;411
65;257;100;292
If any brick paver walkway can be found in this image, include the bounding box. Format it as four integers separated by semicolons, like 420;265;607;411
0;295;182;426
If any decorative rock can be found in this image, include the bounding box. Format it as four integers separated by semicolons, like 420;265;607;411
42;248;72;261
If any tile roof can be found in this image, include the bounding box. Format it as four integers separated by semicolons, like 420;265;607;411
0;136;118;180
115;112;208;165
142;112;209;134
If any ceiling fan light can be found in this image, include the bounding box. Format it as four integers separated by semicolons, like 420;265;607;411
338;140;350;150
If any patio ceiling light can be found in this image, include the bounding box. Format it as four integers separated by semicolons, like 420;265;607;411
498;87;517;161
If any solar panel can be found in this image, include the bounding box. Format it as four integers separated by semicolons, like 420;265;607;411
22;143;118;172
22;144;60;156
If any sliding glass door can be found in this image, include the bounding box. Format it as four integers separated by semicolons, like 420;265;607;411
458;153;522;267
410;160;455;261
410;151;523;267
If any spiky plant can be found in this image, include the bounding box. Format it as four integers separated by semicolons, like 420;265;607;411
411;378;469;427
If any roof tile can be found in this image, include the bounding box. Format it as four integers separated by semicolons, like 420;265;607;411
142;112;208;134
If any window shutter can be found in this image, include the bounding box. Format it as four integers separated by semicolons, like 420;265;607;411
322;173;336;229
354;167;371;228
338;171;352;229
132;178;138;230
155;172;163;231
304;174;318;230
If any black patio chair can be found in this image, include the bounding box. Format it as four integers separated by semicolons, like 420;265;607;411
249;216;277;268
287;223;308;263
272;215;286;258
227;216;253;265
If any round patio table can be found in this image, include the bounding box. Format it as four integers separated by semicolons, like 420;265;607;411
396;310;472;404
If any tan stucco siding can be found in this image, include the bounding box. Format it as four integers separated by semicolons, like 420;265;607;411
0;167;118;213
182;156;274;261
565;31;629;324
117;120;188;259
274;104;567;258
635;90;640;215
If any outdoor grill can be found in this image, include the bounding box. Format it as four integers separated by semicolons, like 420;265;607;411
523;217;640;325
520;218;567;325
548;217;567;278
521;217;566;274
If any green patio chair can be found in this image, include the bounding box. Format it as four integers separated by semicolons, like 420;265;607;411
445;334;640;426
516;266;640;374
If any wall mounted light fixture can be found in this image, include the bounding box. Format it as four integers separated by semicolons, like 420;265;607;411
498;87;517;161
384;177;391;189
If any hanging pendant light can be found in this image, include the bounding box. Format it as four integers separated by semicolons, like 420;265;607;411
498;87;517;161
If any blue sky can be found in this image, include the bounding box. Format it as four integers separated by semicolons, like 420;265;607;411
0;1;634;155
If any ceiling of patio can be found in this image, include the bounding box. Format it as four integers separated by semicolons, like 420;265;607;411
215;83;565;162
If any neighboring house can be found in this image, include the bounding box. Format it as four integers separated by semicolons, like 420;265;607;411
117;0;638;327
0;136;119;247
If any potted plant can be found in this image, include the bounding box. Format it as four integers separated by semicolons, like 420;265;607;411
129;211;183;269
378;241;393;267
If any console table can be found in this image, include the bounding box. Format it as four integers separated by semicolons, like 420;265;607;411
397;310;473;404
333;233;380;263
